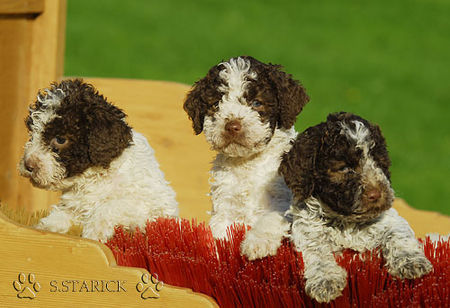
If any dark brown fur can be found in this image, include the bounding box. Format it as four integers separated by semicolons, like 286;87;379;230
183;56;310;134
29;79;132;177
280;112;392;221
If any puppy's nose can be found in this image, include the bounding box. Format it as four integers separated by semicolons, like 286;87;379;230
366;188;381;202
225;120;242;135
24;157;37;173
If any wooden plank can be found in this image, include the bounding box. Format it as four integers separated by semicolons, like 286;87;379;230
0;16;33;209
19;0;67;210
393;198;450;238
0;0;44;14
0;212;218;307
0;0;65;212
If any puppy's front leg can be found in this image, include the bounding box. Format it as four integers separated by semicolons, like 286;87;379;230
292;221;347;303
209;211;233;239
381;210;432;279
35;204;75;234
240;211;290;260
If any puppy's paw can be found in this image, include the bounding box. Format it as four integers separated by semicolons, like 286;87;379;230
210;224;230;240
305;266;347;303
35;216;71;234
34;207;73;234
240;231;282;260
388;252;433;279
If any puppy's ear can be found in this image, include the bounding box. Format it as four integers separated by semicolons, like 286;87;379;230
269;65;309;129
184;65;222;135
279;124;323;201
86;100;132;168
183;80;208;135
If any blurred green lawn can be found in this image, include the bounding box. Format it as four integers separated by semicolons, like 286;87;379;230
65;0;450;215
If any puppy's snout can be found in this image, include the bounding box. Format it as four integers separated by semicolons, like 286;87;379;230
366;187;381;202
24;156;38;173
225;120;242;135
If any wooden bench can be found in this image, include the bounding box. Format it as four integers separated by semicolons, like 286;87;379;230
0;1;448;306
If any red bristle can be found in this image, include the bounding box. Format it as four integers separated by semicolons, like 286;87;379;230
106;218;449;307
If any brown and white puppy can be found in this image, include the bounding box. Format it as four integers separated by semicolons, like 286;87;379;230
184;56;309;248
19;79;178;242
279;112;432;303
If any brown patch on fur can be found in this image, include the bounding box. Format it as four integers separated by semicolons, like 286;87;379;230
327;161;362;183
183;66;223;134
280;112;392;221
183;56;310;134
39;79;132;177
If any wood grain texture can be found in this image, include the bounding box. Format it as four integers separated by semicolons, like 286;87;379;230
0;12;34;210
0;0;65;212
0;212;218;307
393;198;449;238
0;0;44;14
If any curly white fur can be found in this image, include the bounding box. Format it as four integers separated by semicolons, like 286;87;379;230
289;198;432;303
203;58;297;242
34;131;178;242
281;116;431;303
203;58;272;158
19;84;178;242
19;88;67;189
209;127;296;239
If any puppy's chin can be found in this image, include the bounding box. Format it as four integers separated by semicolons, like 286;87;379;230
214;137;271;158
321;190;394;223
28;175;66;191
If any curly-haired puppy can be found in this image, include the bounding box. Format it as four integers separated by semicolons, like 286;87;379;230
279;112;432;303
19;79;178;242
184;56;309;244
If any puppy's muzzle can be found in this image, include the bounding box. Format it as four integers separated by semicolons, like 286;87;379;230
365;187;381;203
22;155;40;175
24;160;35;173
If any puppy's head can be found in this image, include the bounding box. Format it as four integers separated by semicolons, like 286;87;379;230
19;79;132;190
279;112;394;222
183;56;309;157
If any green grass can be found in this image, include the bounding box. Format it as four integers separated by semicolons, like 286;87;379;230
65;0;450;215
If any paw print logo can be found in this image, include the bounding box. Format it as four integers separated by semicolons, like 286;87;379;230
13;273;41;299
136;273;164;299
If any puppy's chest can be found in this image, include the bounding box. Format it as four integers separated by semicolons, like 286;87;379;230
327;223;384;252
60;173;130;213
211;156;281;204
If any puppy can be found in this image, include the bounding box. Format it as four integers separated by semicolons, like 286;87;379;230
279;112;432;303
19;79;178;242
183;56;309;244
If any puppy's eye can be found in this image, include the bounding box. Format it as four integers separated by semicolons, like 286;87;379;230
55;136;67;145
251;100;262;108
330;161;350;173
338;166;350;172
50;136;69;152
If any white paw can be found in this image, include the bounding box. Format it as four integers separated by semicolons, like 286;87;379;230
240;231;282;260
305;265;347;303
388;252;433;279
35;216;71;233
210;223;230;240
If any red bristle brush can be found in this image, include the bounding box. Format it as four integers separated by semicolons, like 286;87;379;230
106;218;449;307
